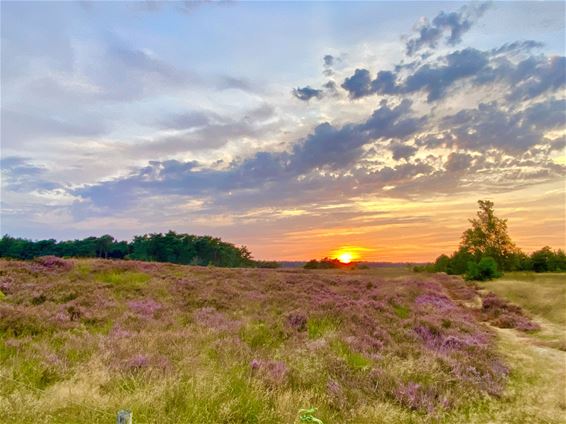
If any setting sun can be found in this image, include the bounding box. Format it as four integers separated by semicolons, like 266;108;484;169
337;252;353;264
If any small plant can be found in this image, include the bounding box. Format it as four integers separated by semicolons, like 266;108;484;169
298;407;324;424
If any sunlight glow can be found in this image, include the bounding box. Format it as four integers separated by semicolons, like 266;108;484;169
337;252;353;264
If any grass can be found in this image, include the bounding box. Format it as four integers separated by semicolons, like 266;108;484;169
306;316;339;339
94;270;151;288
483;272;566;350
0;259;564;422
483;272;566;325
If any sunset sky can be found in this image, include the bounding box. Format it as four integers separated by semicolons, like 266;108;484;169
1;1;565;261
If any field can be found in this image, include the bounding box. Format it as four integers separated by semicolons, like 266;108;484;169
0;258;564;423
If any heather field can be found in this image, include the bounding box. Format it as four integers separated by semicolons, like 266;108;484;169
0;258;564;423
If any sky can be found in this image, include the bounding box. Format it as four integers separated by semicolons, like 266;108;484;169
1;0;565;262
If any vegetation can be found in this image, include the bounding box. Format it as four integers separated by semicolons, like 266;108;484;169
0;231;254;268
465;257;501;281
2;259;554;422
304;258;355;269
415;201;566;280
482;272;566;350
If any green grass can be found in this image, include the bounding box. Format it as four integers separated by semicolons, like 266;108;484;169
331;340;372;371
94;270;150;290
240;321;286;350
392;304;410;319
306;316;339;339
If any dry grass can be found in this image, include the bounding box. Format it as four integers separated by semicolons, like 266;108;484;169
483;272;566;350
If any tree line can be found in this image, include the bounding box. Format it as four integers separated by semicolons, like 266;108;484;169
304;258;369;270
414;200;566;280
0;231;257;268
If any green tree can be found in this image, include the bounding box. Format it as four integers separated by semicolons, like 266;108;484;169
433;254;450;273
460;200;518;271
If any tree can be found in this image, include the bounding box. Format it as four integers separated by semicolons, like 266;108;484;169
96;235;115;259
0;232;256;268
460;200;519;271
433;254;450;273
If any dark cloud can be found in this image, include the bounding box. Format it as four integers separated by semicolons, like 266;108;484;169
405;48;489;101
323;80;338;96
323;54;343;76
405;3;490;55
341;46;565;103
292;82;338;101
371;71;399;95
390;143;418;161
441;100;564;152
289;100;423;172
342;48;489;101
323;54;335;67
292;86;324;101
361;99;424;140
521;99;566;130
341;68;372;99
444;152;473;172
507;56;566;101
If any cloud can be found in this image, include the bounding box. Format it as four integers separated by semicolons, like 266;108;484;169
506;56;566;101
3;1;564;243
1;109;109;147
159;111;213;130
441;100;564;152
292;81;339;101
216;76;258;92
390;143;418;161
323;54;343;76
323;54;335;67
341;46;565;103
75;100;428;211
406;48;489;101
341;68;372;99
405;2;490;55
292;86;324;101
444;152;473;172
0;157;59;192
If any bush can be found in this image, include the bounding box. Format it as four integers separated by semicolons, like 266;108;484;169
433;254;450;273
465;257;500;281
254;260;280;269
304;258;347;269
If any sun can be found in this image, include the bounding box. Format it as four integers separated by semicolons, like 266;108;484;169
337;252;353;264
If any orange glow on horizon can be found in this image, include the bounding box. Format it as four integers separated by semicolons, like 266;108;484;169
332;247;366;263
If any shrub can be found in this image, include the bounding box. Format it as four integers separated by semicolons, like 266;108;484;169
481;292;540;332
465;257;500;281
